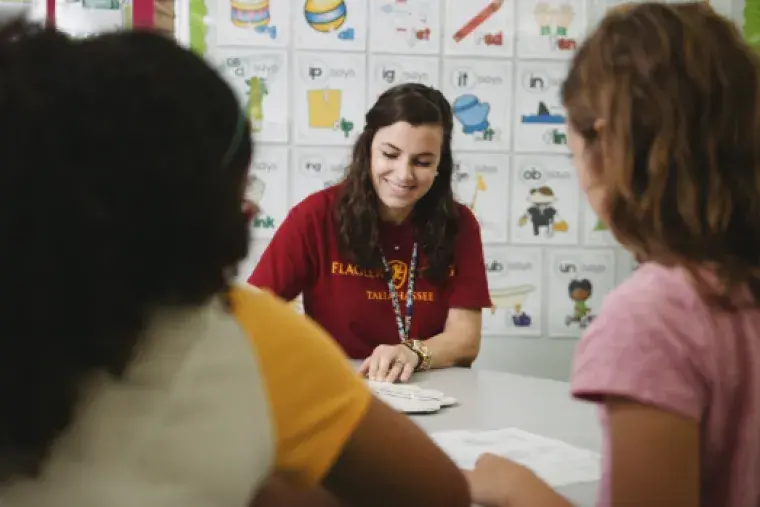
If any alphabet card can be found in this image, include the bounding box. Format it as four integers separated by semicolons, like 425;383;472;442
444;0;516;57
290;147;351;206
443;58;513;152
214;0;290;47
295;0;367;52
246;145;289;239
511;155;580;246
482;246;544;337
514;62;569;154
294;52;366;146
452;153;510;244
547;249;615;338
516;0;586;59
217;50;289;143
582;201;619;247
368;55;441;106
370;0;443;55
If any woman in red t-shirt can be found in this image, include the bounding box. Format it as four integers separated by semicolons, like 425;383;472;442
249;83;491;383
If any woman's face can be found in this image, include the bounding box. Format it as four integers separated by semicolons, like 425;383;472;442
568;125;607;222
370;121;443;223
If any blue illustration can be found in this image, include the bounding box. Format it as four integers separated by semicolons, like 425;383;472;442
453;94;491;134
521;101;565;125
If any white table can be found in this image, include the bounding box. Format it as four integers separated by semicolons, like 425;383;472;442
371;365;602;507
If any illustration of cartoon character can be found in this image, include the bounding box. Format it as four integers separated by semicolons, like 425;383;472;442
564;278;594;329
453;94;495;140
518;186;568;237
245;77;267;132
533;2;577;51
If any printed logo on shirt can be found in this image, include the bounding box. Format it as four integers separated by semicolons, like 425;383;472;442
331;260;456;303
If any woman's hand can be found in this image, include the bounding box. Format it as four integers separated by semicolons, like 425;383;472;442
359;344;419;383
464;453;570;507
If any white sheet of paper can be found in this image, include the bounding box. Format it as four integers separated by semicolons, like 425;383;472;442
431;427;601;488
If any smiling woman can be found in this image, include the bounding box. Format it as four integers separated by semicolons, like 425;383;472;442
249;83;491;383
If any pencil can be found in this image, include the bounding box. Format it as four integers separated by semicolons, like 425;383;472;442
453;0;505;43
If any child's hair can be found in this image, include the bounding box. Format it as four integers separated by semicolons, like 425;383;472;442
0;20;252;481
562;2;760;308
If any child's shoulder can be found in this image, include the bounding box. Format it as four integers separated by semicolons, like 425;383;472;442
606;261;701;315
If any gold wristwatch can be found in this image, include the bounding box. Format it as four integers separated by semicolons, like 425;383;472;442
403;339;432;372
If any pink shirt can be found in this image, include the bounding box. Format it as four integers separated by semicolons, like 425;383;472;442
571;262;760;506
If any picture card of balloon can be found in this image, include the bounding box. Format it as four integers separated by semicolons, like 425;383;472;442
481;246;544;337
295;0;368;52
516;0;587;60
370;0;443;55
510;154;580;246
444;0;516;57
546;249;616;338
294;51;367;146
443;58;513;152
214;0;290;47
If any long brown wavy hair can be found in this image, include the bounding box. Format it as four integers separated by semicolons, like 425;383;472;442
562;2;760;309
335;83;458;283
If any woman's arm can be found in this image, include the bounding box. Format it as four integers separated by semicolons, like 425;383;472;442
424;307;482;368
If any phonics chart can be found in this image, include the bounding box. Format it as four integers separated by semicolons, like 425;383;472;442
179;0;725;339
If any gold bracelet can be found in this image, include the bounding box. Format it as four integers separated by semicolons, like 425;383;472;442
403;339;432;372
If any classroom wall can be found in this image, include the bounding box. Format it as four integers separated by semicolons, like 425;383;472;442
35;0;744;381
173;0;739;381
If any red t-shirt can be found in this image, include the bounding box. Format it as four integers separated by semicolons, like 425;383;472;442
248;185;492;359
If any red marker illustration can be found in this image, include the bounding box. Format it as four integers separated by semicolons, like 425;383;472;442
453;0;505;43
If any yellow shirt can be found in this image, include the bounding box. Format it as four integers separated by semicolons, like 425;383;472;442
1;286;370;506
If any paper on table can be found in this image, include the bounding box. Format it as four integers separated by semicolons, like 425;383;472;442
431;427;601;488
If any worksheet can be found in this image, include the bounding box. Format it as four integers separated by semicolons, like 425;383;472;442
513;61;569;154
546;248;616;338
452;153;510;244
482;246;544;336
516;0;586;59
443;0;516;57
431;428;601;487
510;155;580;245
368;55;441;107
290;147;351;206
369;0;442;55
217;50;289;143
293;52;366;146
582;200;619;247
215;0;290;47
294;0;367;52
246;145;289;239
443;58;513;152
